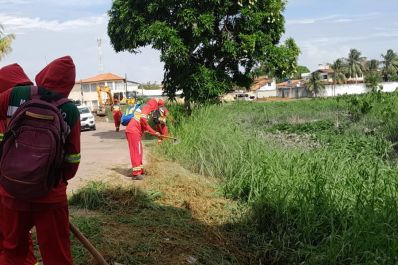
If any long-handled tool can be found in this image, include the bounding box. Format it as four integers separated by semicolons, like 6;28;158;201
157;134;178;141
70;222;109;265
145;131;180;144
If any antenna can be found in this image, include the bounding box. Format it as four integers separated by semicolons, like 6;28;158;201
97;37;103;73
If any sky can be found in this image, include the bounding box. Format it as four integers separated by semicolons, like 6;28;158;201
0;0;397;83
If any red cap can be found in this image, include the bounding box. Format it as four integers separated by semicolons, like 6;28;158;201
35;56;76;97
0;63;33;92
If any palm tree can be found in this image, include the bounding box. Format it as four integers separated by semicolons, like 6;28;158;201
366;59;380;73
381;49;398;81
365;72;381;92
329;59;346;96
346;49;366;83
306;72;325;97
0;24;15;61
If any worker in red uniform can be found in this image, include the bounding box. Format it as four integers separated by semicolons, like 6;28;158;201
153;106;169;144
0;64;38;265
0;56;81;265
125;98;163;180
0;64;33;141
111;99;122;131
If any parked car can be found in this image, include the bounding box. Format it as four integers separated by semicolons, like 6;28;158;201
234;93;256;101
78;105;96;131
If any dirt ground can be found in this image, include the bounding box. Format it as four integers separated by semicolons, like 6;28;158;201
68;122;135;194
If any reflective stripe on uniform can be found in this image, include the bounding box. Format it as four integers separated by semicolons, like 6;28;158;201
64;153;81;163
0;133;3;142
133;111;141;122
133;166;143;171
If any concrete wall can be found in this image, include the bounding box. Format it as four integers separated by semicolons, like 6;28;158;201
322;82;398;97
256;90;277;98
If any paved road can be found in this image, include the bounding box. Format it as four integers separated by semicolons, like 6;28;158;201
67;122;132;194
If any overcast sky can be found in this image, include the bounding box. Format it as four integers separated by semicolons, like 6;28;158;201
0;0;397;82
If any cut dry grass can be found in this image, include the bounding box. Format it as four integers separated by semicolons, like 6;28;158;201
68;151;253;265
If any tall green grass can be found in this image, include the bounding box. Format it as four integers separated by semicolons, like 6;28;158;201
162;96;398;264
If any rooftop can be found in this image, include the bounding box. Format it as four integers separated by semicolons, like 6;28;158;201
81;73;125;84
277;79;305;88
250;76;273;91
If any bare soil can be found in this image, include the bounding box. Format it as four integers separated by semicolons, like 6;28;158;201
68;122;134;194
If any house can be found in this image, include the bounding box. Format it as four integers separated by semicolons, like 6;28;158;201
69;73;140;110
314;65;334;84
250;76;277;98
314;64;364;84
277;79;311;98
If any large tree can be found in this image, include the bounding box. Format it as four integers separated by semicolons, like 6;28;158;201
381;49;398;81
346;49;366;83
0;25;15;61
108;0;299;109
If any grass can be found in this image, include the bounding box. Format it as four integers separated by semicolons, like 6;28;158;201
67;155;256;265
160;91;398;264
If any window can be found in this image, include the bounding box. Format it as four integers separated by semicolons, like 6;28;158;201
78;107;91;114
82;84;90;93
268;83;272;86
115;82;126;91
90;84;97;92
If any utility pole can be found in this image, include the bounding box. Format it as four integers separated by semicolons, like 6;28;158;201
97;38;103;74
125;73;128;100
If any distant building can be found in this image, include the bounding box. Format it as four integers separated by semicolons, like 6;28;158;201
277;79;311;98
69;73;140;110
250;76;277;98
314;65;334;84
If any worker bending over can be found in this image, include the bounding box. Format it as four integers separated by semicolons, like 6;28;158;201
153;106;169;144
125;98;163;180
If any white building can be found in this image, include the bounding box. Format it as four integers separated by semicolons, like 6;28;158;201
69;73;140;110
250;76;277;98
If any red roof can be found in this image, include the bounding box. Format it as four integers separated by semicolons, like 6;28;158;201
277;79;304;88
250;76;273;91
81;73;125;83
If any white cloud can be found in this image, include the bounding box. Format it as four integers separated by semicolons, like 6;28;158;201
287;13;379;25
0;14;108;33
0;0;28;4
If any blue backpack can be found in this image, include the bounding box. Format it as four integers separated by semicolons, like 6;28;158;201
121;103;141;126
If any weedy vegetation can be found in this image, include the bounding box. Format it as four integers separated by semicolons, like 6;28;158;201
161;90;398;264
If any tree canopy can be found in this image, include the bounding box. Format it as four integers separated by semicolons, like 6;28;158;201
108;0;299;106
0;25;15;61
381;49;398;81
306;72;325;96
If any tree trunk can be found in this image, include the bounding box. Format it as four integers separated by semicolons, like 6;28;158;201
184;99;192;115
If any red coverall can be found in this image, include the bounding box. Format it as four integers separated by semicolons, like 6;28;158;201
0;64;37;265
0;56;81;265
154;107;169;144
111;105;122;131
125;99;163;176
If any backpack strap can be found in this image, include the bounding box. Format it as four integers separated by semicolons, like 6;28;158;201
30;86;40;99
30;86;70;107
